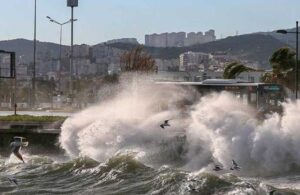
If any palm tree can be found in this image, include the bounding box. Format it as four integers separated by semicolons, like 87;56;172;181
269;47;295;73
261;47;296;90
223;62;256;79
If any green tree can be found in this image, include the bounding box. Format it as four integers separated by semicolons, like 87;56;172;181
120;46;157;73
223;62;256;79
261;47;296;90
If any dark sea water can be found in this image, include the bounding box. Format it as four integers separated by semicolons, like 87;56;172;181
1;154;299;195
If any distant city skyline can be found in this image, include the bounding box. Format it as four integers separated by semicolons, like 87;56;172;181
0;0;299;45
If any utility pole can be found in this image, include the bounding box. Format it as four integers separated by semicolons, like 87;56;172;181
296;21;299;99
67;0;78;98
12;52;17;115
32;0;37;108
70;5;74;92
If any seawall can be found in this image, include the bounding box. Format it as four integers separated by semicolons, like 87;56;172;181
0;121;63;157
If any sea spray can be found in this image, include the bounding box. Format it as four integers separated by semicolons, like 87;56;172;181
186;93;300;175
184;92;256;171
60;75;190;163
60;76;300;176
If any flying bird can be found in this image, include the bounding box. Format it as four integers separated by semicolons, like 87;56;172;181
7;177;18;186
230;159;241;171
213;165;223;171
10;136;28;163
160;120;171;129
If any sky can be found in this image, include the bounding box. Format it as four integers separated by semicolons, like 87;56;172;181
0;0;299;45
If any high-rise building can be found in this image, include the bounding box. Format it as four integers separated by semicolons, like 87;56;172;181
145;30;216;47
166;32;186;47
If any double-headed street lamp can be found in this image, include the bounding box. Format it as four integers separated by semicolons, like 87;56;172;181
46;16;77;93
276;21;299;99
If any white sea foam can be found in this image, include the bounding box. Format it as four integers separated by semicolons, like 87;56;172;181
60;75;300;176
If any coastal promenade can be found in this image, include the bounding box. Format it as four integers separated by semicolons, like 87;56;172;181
0;112;69;156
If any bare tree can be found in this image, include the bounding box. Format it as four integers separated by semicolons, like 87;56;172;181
120;46;157;73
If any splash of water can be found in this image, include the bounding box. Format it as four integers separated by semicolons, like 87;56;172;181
60;75;189;163
60;75;300;176
185;93;300;175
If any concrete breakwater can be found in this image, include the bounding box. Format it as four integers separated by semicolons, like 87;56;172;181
0;121;63;156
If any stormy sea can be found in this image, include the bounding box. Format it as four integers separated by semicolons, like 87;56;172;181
1;77;300;195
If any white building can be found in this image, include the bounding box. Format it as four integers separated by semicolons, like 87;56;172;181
179;51;212;71
167;32;186;47
145;33;168;47
184;30;216;46
145;30;216;48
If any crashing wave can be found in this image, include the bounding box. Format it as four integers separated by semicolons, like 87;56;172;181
60;75;300;177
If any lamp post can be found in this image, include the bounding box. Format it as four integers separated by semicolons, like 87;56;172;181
46;16;77;93
32;0;37;108
67;0;78;97
277;21;299;99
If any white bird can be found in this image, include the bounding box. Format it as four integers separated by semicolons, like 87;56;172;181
10;136;29;163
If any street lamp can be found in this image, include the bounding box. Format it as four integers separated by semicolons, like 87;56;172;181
32;0;37;108
67;0;78;97
46;16;77;92
276;21;299;99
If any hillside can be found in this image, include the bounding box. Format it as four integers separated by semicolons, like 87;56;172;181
0;39;69;63
0;34;288;68
258;27;299;48
108;34;288;66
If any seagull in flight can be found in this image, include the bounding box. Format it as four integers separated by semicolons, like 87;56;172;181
213;164;223;171
7;177;18;186
230;159;241;171
160;120;171;129
10;137;26;163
